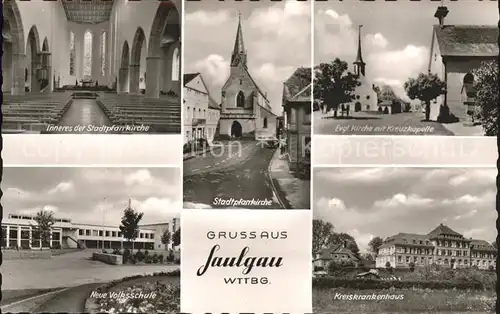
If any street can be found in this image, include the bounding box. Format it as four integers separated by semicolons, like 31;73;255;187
183;140;282;209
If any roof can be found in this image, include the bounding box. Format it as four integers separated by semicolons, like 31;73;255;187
470;239;497;251
208;95;220;110
433;25;498;57
380;233;434;249
183;73;199;86
315;244;360;261
428;223;463;238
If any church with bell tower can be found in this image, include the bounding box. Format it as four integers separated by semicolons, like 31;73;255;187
349;25;378;113
218;13;277;140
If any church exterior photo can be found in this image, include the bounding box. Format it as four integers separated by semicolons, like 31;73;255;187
427;6;498;125
218;15;278;140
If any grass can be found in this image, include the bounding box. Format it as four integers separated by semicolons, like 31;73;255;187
313;287;495;313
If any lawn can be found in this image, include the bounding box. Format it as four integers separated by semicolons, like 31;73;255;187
313;287;495;313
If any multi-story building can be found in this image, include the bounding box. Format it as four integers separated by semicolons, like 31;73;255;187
1;212;180;251
282;68;311;173
183;72;209;144
206;97;221;143
376;223;496;270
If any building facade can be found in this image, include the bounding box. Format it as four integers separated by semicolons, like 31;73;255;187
349;25;378;113
207;97;221;143
218;15;277;140
282;68;311;172
313;244;360;269
376;223;496;270
427;6;498;122
183;73;210;144
1;213;180;251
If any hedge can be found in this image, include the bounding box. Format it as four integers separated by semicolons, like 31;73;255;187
312;277;491;291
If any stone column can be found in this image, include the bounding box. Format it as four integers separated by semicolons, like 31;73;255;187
118;67;128;93
44;53;53;93
12;53;26;95
128;64;140;94
162;46;174;94
6;226;10;248
145;56;161;98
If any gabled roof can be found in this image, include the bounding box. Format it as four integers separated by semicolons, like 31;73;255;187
283;67;312;103
314;244;360;261
433;25;498;57
183;73;199;85
428;223;464;238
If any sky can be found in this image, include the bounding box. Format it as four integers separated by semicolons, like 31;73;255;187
184;0;312;115
314;167;496;253
3;168;181;226
314;0;498;100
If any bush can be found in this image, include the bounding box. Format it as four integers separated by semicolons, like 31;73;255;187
112;248;121;255
314;266;324;272
166;250;176;263
135;250;145;262
174;258;180;265
437;106;459;123
144;250;149;257
158;254;164;263
123;249;131;263
129;255;137;264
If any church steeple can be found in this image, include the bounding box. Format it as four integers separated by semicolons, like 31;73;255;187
230;12;247;67
353;25;366;77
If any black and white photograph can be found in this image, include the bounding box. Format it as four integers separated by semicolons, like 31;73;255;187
2;0;181;134
313;1;498;136
312;167;496;313
1;167;181;313
183;0;312;209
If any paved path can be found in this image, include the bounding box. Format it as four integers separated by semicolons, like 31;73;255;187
58;99;112;132
269;149;310;209
314;111;454;135
183;140;281;209
2;249;179;290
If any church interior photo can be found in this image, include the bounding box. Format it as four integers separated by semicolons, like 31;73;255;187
2;0;181;134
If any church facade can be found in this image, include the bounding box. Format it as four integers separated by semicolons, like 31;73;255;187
348;26;378;113
427;6;498;122
218;15;277;140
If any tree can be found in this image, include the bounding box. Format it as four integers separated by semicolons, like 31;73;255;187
312;219;335;256
368;236;384;255
332;232;360;258
32;209;56;250
409;261;415;272
472;61;498;136
172;228;181;247
361;253;374;261
161;229;171;250
314;58;360;117
404;72;446;121
119;201;144;254
492;240;497;249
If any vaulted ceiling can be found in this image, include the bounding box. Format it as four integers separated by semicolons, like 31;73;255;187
61;0;114;24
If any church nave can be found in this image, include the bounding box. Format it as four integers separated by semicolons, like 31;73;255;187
2;0;181;134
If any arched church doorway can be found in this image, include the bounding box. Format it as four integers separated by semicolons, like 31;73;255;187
26;26;41;93
354;102;361;112
130;27;147;94
2;0;25;95
147;2;181;98
118;41;130;93
231;121;243;138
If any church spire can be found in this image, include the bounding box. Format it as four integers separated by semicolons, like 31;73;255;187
230;11;247;67
354;25;366;77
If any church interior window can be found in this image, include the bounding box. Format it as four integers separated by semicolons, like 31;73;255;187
100;32;107;77
83;30;93;77
236;91;245;108
172;48;180;81
69;31;75;75
263;117;268;128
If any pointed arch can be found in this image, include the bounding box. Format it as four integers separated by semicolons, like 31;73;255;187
131;27;146;66
42;37;49;52
263;117;268;128
236;91;245;108
83;30;93;77
121;41;130;68
27;25;41;56
4;0;25;55
148;3;180;58
118;40;130;93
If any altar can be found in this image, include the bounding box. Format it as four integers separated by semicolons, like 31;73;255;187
80;78;94;87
